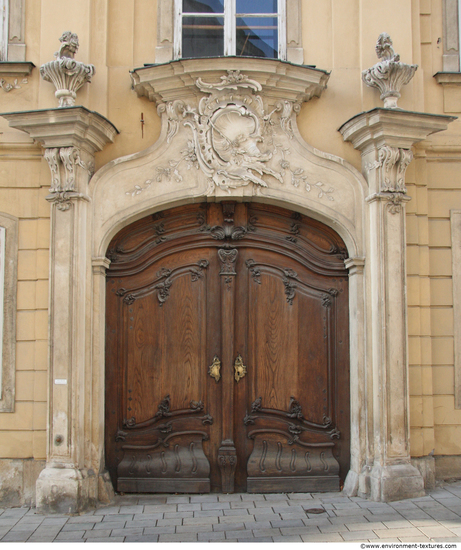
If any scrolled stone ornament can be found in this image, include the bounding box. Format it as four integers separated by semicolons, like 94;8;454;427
362;33;417;109
40;32;95;107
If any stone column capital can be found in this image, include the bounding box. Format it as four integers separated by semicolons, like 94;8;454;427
1;107;118;210
339;108;455;198
339;108;455;154
0;106;118;155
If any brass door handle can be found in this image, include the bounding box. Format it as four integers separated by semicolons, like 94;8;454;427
208;355;221;382
234;354;247;382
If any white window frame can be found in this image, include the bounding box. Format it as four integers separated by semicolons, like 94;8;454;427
174;0;286;61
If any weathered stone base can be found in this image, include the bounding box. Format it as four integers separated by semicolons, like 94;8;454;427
36;467;99;514
435;455;461;481
411;456;436;490
343;468;360;496
98;470;116;504
349;463;425;501
368;463;425;501
0;459;46;507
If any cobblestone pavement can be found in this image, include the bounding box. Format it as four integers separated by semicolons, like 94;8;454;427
1;482;461;543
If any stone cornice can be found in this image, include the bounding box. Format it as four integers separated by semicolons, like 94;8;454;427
338;108;456;153
131;57;330;107
0;106;119;154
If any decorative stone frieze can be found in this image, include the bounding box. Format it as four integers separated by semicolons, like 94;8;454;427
340;107;454;501
40;32;95;107
362;33;417;109
132;61;331;196
0;76;28;92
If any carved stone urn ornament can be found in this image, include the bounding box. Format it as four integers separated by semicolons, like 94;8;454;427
362;33;417;109
40;32;95;107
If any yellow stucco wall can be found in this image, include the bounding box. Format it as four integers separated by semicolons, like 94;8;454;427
1;0;461;464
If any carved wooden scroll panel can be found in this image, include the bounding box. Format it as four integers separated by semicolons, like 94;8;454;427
105;202;350;493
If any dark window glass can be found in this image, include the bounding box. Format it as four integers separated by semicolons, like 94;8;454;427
236;0;277;14
182;16;224;58
236;17;278;58
183;0;224;13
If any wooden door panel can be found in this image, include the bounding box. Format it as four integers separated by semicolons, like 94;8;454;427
106;202;350;494
247;271;300;409
234;234;348;493
106;242;219;493
246;436;340;493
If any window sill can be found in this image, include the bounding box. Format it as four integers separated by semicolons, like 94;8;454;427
0;61;35;76
434;72;461;113
131;57;330;107
434;72;461;85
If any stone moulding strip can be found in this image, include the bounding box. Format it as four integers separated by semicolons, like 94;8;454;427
0;212;18;413
451;210;461;409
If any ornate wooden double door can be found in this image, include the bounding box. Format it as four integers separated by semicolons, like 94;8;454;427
105;202;350;493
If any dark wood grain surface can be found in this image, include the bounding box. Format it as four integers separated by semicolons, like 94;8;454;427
105;202;350;493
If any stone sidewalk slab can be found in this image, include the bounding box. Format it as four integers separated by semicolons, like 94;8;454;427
0;480;460;542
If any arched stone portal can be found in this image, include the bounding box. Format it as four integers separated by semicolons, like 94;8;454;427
3;57;453;513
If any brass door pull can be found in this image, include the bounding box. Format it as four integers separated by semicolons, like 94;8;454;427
234;354;247;382
208;355;221;382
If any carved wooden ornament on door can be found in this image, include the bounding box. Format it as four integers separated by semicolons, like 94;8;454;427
105;202;350;493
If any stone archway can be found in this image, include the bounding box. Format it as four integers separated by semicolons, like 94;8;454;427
5;59;452;512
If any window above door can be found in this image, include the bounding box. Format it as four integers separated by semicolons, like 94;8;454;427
155;0;303;65
174;0;286;60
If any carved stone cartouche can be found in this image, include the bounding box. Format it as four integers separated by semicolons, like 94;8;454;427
362;33;417;109
40;32;95;108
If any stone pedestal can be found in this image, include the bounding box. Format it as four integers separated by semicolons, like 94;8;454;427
340;108;455;501
1;107;118;514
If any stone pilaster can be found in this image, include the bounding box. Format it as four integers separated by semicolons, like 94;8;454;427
340;108;455;501
1;107;118;513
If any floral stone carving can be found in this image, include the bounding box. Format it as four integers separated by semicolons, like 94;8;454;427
40;32;95;107
362;33;417;109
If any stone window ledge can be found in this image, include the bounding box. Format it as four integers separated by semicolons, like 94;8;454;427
0;62;35;76
131;57;330;107
434;73;461;113
434;72;461;85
